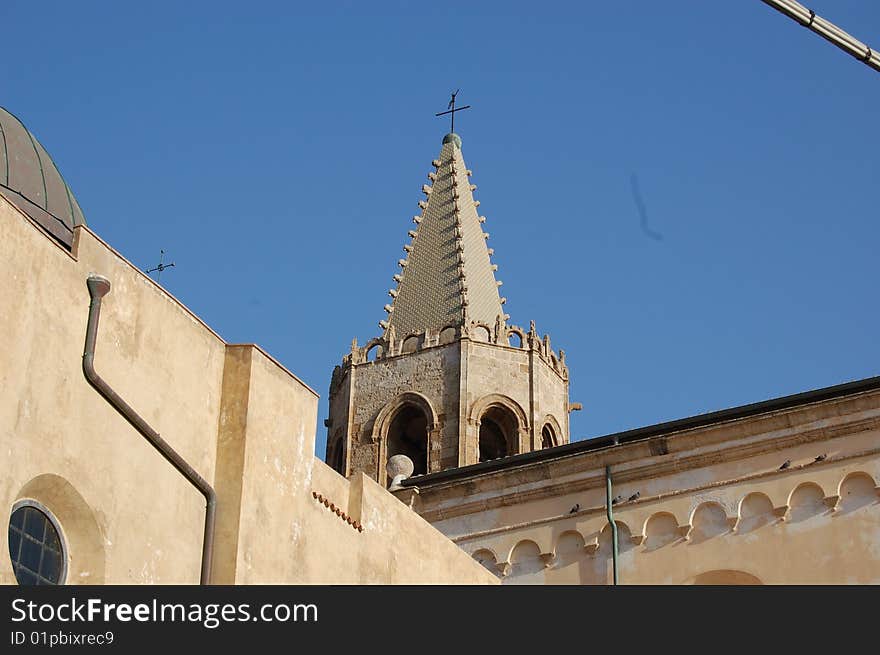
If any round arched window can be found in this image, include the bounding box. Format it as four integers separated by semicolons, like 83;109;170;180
8;501;66;585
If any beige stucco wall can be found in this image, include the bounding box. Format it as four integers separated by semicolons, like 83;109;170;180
404;388;880;584
0;198;497;586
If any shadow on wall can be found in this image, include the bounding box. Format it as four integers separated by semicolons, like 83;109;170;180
686;570;763;585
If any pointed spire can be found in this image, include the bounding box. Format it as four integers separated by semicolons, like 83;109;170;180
383;134;504;336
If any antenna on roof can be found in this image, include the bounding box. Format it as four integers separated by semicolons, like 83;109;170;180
146;249;175;282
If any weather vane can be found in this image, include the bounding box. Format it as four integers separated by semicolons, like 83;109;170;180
435;89;471;133
146;249;175;282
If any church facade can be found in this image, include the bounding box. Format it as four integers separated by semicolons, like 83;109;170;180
326;130;880;585
1;105;876;586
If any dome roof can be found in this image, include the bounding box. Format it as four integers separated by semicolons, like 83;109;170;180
0;107;85;248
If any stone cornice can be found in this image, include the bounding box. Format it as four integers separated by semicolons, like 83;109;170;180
446;445;880;543
410;408;880;524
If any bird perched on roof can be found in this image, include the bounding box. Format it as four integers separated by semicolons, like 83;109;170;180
611;495;623;505
627;492;640;502
814;454;827;463
569;503;580;514
779;459;791;470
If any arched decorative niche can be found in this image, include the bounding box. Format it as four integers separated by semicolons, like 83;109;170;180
471;548;500;576
643;512;680;551
689;502;731;543
736;493;776;533
788;482;827;523
837;472;878;514
505;540;544;583
599;521;634;554
13;474;105;585
556;530;586;558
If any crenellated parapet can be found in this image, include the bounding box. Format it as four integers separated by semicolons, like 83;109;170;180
338;315;568;381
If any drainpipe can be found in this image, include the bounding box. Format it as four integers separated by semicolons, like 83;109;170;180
82;275;216;585
605;464;619;586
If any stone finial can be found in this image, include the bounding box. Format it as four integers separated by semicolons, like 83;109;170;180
494;314;506;341
387;454;414;490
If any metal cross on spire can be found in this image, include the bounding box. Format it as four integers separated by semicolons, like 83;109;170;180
146;249;175;282
435;89;471;133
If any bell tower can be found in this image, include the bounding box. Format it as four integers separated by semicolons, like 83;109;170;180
325;128;572;486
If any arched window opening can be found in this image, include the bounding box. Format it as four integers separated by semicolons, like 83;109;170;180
328;438;345;475
541;424;556;449
507;331;523;349
473;325;491;343
386;404;428;484
439;326;457;345
8;501;66;585
366;344;383;362
479;405;519;462
479;419;507;461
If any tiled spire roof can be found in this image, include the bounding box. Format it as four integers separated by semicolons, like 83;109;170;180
381;133;505;336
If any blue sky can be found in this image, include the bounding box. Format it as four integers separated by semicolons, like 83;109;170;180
4;1;878;460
